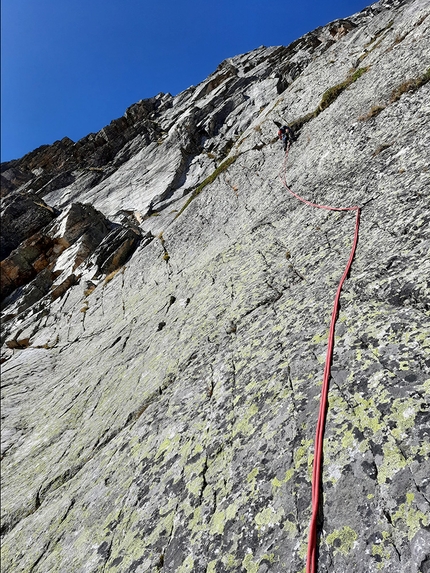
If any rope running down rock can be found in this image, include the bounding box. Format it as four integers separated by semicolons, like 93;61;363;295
279;144;361;573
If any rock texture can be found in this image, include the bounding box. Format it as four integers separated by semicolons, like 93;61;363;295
1;1;430;572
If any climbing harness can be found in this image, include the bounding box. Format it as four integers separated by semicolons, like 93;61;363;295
279;145;361;573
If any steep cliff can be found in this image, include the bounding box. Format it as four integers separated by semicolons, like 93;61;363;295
1;1;430;572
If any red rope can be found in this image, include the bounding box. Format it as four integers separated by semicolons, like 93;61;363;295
279;145;361;573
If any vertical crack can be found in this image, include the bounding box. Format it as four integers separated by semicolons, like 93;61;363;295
285;365;298;419
330;379;358;412
28;542;52;573
199;454;209;503
121;332;131;351
230;359;238;432
292;481;302;535
121;270;126;318
207;365;215;399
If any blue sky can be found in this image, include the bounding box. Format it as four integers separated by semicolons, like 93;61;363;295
1;0;371;162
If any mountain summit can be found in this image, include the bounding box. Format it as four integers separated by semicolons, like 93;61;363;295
1;1;430;571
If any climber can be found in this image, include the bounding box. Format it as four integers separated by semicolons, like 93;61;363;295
278;125;294;151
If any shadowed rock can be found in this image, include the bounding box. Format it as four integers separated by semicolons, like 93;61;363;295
0;192;57;260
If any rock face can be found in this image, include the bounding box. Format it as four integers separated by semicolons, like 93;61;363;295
1;1;430;572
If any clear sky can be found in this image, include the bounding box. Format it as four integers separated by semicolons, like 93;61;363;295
1;0;372;162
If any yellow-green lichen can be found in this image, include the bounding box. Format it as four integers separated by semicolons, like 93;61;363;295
272;468;294;490
209;501;240;535
283;519;298;538
377;440;408;483
155;434;180;460
392;493;429;540
184;455;206;480
177;555;194;572
186;475;203;497
159;496;179;516
294;438;314;479
142;509;175;548
247;467;260;495
326;526;358;555
272;476;283;488
312;332;328;344
414;441;430;458
371;541;392;568
222;552;240;569
390;398;417;438
254;506;284;530
341;429;356;450
242;552;260;573
353;394;385;434
247;468;259;483
232;402;259;437
189;506;204;532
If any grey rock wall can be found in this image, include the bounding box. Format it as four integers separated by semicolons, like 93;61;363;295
1;1;430;572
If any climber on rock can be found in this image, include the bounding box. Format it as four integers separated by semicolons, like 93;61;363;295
278;125;294;151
